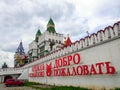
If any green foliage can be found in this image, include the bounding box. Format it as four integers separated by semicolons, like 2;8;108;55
24;81;89;90
51;86;88;90
115;88;120;90
2;62;8;68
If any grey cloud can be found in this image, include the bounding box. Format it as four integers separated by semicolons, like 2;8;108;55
1;43;17;53
0;0;89;57
0;0;17;5
0;0;75;32
0;0;120;67
0;0;77;53
56;16;89;41
94;0;120;18
32;1;75;21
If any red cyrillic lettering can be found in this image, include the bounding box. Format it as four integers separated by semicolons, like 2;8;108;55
38;72;44;77
67;68;71;76
67;55;72;65
90;64;97;75
73;53;81;64
72;67;77;76
76;66;83;75
54;60;58;68
61;68;66;76
54;59;62;68
63;56;67;66
58;58;62;67
105;62;116;74
96;62;104;74
83;65;89;75
54;69;60;76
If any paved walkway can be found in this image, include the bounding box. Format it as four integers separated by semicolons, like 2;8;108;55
0;84;41;90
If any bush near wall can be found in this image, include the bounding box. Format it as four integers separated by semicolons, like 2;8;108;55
115;88;120;90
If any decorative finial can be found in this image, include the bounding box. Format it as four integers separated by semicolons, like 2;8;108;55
86;31;89;36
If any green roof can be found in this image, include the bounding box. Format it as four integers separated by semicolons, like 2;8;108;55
47;18;56;33
47;27;55;33
48;18;54;25
36;29;41;35
35;29;41;42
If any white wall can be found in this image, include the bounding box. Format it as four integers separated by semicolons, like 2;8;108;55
28;38;120;89
27;22;120;89
29;41;37;50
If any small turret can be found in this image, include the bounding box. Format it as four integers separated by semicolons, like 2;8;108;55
35;29;42;42
47;18;56;33
64;34;72;46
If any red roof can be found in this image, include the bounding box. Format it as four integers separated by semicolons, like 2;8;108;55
65;37;72;46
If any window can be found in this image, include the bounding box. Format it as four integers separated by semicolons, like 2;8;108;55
49;39;51;42
59;41;61;44
52;39;54;42
40;46;45;52
56;40;58;43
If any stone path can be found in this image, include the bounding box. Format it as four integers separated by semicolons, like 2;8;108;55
0;84;41;90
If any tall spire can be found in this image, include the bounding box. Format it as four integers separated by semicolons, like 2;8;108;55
16;41;25;55
48;17;54;25
47;17;56;33
35;28;42;42
14;41;28;67
36;28;41;35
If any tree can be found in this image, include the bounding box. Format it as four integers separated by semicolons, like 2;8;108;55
2;62;8;68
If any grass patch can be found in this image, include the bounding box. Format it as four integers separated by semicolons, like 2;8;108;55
24;81;89;90
24;81;40;86
115;88;120;90
51;86;88;90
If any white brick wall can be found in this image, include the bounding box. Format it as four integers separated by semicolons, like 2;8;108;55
27;22;120;89
28;38;120;89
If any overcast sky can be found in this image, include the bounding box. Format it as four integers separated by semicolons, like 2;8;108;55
0;0;120;67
